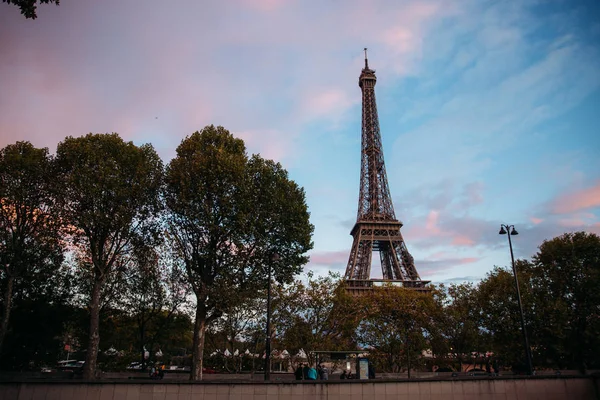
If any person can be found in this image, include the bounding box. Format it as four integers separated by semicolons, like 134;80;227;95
302;364;310;380
320;365;329;380
368;364;375;379
340;370;348;379
307;365;317;380
294;365;303;380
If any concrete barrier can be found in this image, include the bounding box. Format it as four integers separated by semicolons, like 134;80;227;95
0;375;597;399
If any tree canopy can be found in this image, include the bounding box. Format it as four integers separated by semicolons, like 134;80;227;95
165;125;313;380
1;130;598;377
0;141;63;354
54;133;163;379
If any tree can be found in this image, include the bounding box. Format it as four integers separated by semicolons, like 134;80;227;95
1;263;75;370
209;296;264;372
355;286;437;373
274;272;360;367
54;133;163;379
2;0;59;19
120;243;191;370
431;283;485;371
165;125;313;380
0;142;63;355
476;263;535;372
531;232;600;372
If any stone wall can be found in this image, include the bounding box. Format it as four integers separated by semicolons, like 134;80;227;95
0;376;597;400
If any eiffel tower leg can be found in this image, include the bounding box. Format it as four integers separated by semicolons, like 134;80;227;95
389;240;419;281
345;231;373;280
379;246;395;280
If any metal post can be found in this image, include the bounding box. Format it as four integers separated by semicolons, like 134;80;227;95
407;336;411;379
502;224;534;375
264;261;272;381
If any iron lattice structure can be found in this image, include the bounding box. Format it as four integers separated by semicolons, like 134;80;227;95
344;50;429;292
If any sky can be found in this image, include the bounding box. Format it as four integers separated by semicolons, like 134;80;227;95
1;0;599;284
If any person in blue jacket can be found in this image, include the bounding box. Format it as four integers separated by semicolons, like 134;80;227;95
307;365;318;380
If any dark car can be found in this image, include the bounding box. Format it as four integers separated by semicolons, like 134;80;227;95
468;368;488;376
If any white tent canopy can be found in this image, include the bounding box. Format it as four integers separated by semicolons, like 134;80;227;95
296;349;307;359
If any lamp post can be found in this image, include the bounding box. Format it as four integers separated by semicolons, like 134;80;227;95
499;224;533;375
264;252;279;381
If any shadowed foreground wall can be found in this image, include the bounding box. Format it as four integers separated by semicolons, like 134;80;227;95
0;376;597;400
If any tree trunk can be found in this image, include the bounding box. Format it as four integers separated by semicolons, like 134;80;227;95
83;279;103;380
0;275;15;354
190;302;207;381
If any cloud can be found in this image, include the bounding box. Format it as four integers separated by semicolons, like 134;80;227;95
309;250;348;266
235;129;296;162
240;0;288;13
416;256;479;275
550;182;600;214
438;276;482;284
0;0;454;165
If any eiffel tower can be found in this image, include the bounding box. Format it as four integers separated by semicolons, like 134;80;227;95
344;49;429;293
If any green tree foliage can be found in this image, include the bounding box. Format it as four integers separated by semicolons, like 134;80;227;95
54;133;163;379
119;243;191;369
476;263;535;371
0;142;63;355
274;272;360;366
209;296;264;372
1;264;76;370
530;232;600;371
430;283;485;371
165;125;313;380
2;0;59;19
356;286;438;373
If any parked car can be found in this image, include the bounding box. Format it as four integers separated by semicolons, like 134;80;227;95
57;360;84;371
468;368;488;376
203;367;217;374
127;362;143;370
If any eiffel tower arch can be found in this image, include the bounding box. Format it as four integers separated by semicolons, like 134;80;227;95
344;49;430;293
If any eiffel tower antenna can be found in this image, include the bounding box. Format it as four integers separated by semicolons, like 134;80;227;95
344;50;430;293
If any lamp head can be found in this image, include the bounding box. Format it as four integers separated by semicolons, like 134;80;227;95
510;228;519;235
499;226;507;235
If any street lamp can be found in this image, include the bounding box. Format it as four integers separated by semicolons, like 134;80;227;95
499;224;533;375
264;252;279;381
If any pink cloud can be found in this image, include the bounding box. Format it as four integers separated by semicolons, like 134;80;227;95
530;217;543;225
405;209;480;248
295;88;357;129
425;210;441;233
551;182;600;214
417;256;480;275
309;250;349;266
235;129;294;162
240;0;289;12
557;212;596;228
451;236;475;246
